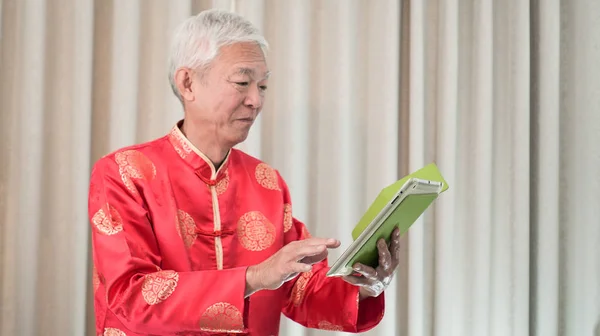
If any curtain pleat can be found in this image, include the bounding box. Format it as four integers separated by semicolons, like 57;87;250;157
557;1;600;335
400;1;600;336
15;0;48;335
530;0;561;334
432;0;458;335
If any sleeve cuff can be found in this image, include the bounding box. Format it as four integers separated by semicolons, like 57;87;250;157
195;267;250;334
356;291;386;332
304;280;385;333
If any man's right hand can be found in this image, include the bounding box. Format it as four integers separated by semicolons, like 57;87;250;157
245;238;340;297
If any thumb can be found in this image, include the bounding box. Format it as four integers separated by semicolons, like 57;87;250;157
299;249;328;265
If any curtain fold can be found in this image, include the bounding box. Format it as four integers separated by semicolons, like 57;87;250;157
400;1;600;336
530;0;561;334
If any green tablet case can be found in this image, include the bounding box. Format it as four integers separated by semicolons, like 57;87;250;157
346;163;449;269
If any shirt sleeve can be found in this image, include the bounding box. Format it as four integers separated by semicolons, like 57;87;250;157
276;173;385;333
89;155;249;335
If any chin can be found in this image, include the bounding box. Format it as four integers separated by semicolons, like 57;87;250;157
227;132;250;148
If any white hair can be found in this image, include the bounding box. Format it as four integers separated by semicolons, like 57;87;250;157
167;9;269;102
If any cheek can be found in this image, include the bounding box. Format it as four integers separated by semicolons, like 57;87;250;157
226;93;248;111
212;95;244;122
192;85;214;110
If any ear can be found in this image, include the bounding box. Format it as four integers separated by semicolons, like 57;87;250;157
174;68;195;102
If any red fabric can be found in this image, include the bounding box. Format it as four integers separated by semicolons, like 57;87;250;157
88;121;385;335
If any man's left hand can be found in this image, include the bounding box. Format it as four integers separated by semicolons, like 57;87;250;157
342;227;401;300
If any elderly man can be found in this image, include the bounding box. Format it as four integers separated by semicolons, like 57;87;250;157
88;9;401;336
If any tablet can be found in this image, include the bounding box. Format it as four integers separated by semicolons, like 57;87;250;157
326;170;446;277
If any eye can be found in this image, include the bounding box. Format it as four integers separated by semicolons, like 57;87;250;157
259;85;268;91
235;82;249;87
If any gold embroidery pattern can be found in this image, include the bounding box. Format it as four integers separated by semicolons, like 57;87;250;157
141;270;179;305
283;203;293;232
215;170;229;196
318;321;344;331
170;127;192;159
103;328;126;336
176;210;197;249
291;270;313;306
255;163;280;190
92;265;101;292
115;150;156;195
92;205;123;235
237;211;275;251
199;302;244;332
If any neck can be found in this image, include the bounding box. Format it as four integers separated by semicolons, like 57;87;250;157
181;119;230;168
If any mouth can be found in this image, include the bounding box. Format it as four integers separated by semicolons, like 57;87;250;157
237;118;255;123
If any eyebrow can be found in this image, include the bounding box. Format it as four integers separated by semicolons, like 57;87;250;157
233;67;271;79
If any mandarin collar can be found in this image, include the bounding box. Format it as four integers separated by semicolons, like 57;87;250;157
167;120;231;182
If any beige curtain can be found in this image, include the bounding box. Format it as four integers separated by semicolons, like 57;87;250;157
1;0;599;336
399;1;600;336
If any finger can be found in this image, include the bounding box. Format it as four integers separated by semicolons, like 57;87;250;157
390;230;401;264
289;262;312;274
300;237;341;248
299;249;328;265
326;239;341;248
291;244;327;262
352;263;378;281
388;228;400;246
377;239;393;272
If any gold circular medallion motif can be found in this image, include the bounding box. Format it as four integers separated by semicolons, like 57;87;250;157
103;328;126;336
199;302;244;332
237;211;276;251
255;163;280;190
92;205;123;235
176;210;197;249
283;203;293;232
318;321;344;331
115;150;156;195
215;170;229;195
141;270;179;305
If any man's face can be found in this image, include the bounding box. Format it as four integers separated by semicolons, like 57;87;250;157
186;42;269;147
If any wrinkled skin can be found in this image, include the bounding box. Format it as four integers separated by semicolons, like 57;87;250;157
245;238;341;296
174;42;269;165
247;229;401;300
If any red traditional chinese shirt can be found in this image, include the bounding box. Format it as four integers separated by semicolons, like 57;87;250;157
88;121;385;336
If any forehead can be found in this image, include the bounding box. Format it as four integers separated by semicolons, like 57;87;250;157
214;43;269;77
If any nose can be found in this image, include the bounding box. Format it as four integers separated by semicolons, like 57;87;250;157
244;85;263;110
